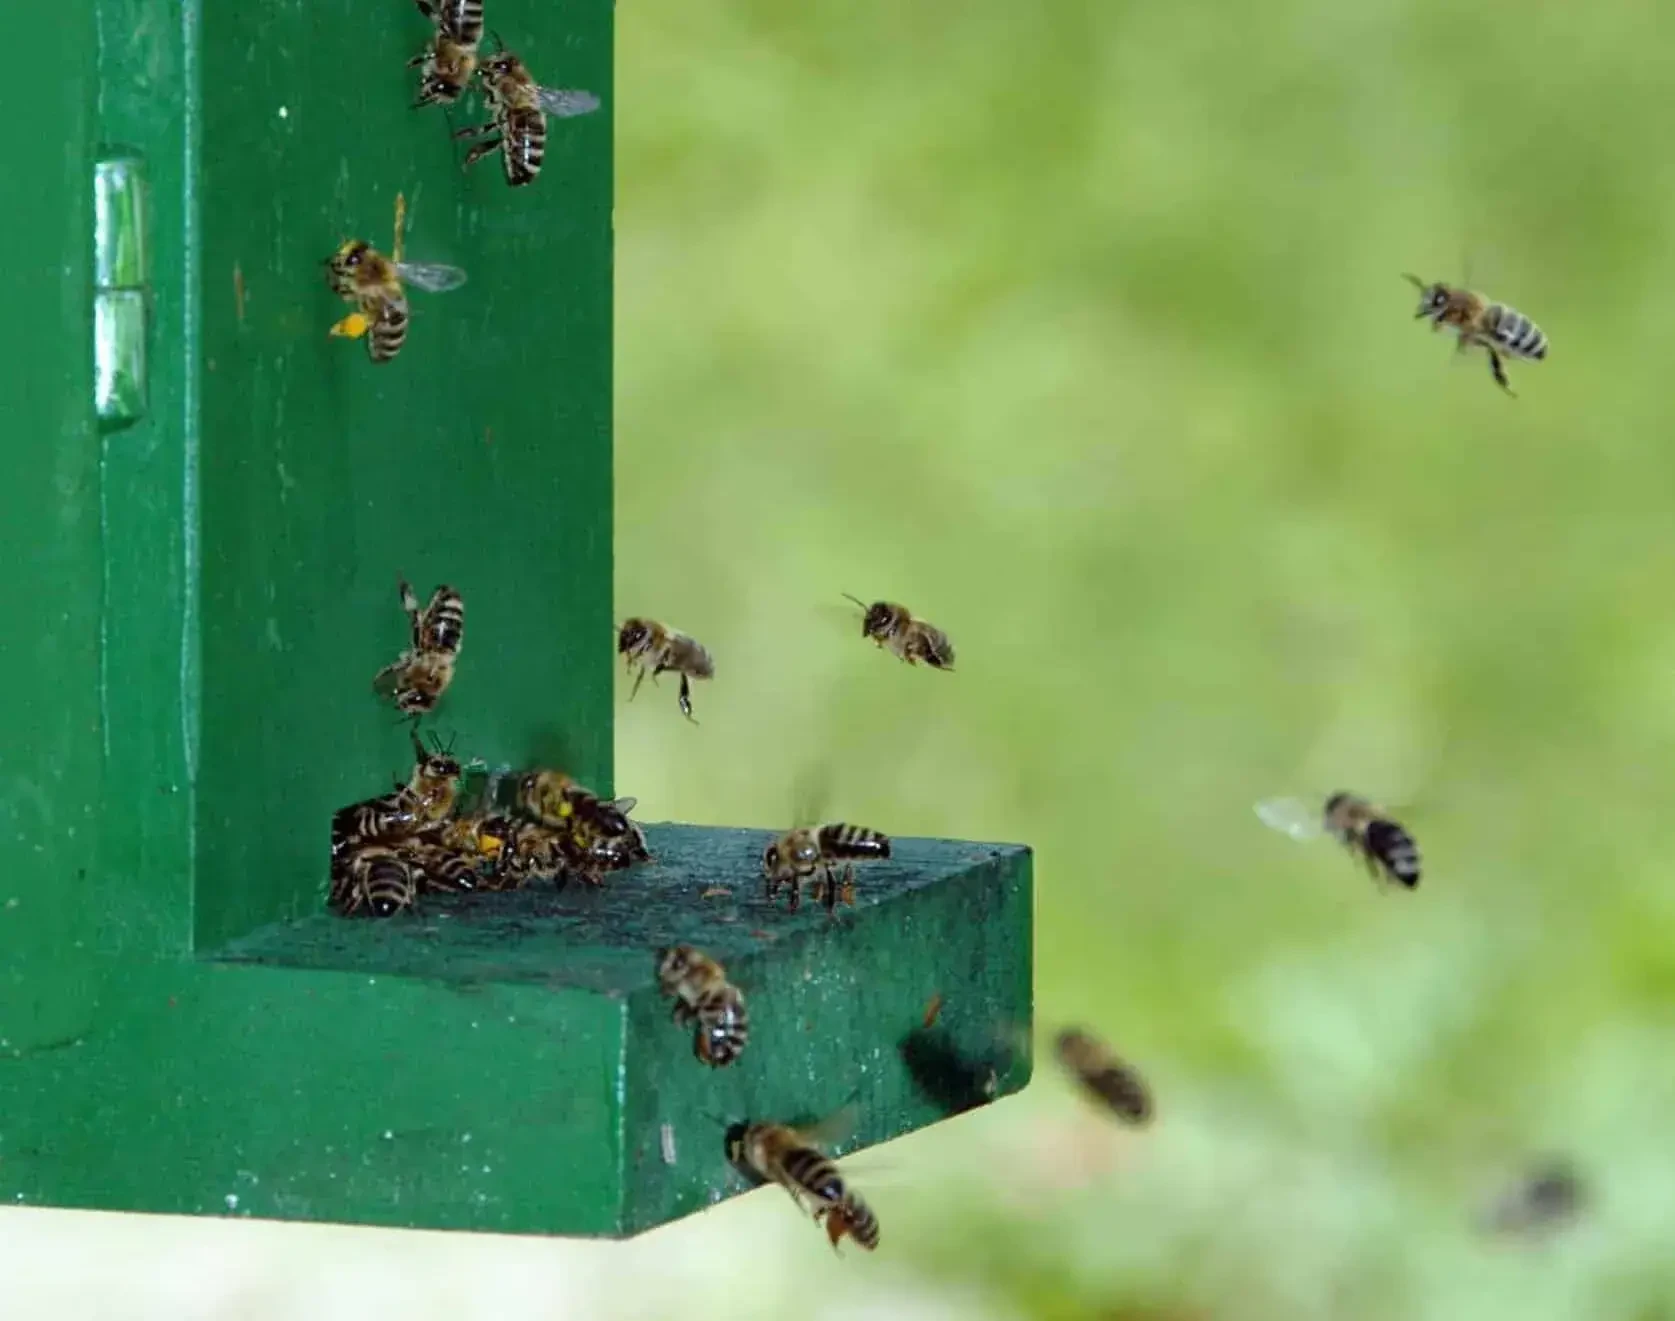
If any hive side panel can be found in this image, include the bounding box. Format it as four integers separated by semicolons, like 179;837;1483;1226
193;0;615;947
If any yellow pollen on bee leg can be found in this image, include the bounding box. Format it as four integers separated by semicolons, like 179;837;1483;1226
330;311;371;339
392;192;407;265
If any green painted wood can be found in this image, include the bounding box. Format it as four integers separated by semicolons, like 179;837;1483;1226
0;0;105;1054
0;827;1032;1235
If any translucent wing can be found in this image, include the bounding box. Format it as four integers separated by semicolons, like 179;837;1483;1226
1254;796;1325;842
396;261;468;294
537;86;601;118
611;796;639;815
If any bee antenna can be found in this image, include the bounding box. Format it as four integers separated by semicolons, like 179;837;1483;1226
841;593;869;611
1401;272;1426;289
487;27;506;53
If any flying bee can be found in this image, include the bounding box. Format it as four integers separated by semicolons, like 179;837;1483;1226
1480;1157;1587;1239
617;617;715;723
842;595;955;671
1256;790;1421;890
818;1192;881;1254
656;945;749;1067
762;822;889;915
1404;274;1547;396
454;48;600;188
332;842;419;917
325;193;467;364
373;579;466;717
409;0;483;107
1054;1028;1153;1125
726;1119;876;1250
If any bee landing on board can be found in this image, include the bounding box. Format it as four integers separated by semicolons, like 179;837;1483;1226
1054;1028;1154;1125
409;0;483;108
656;945;749;1067
842;595;955;671
617;617;715;723
454;47;600;188
324;193;467;364
1255;790;1421;890
373;579;466;717
726;1121;880;1253
762;823;890;915
1404;274;1547;397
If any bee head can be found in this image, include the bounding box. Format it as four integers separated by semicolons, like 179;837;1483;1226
761;842;780;875
333;240;370;270
480;50;524;79
617;618;650;655
1404;274;1449;320
1323;790;1351;815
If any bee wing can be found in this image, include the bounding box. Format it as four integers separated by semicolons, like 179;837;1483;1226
537;86;601;117
1254;796;1325;842
395;261;468;294
610;796;639;815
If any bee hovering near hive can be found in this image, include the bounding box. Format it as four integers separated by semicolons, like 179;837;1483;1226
1054;1028;1154;1125
617;617;714;722
842;595;955;671
373;579;465;717
409;0;483;107
454;45;600;188
762;822;890;915
1255;790;1422;890
656;945;749;1067
726;1119;880;1253
324;193;467;364
1404;274;1547;396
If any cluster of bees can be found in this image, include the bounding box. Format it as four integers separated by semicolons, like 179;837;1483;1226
324;0;602;364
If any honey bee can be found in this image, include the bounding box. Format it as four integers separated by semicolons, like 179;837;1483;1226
842;595;955;670
409;0;482;107
1054;1028;1153;1124
332;842;419;917
656;945;749;1067
514;770;650;885
617;617;715;723
454;48;600;188
1256;791;1421;890
373;579;466;716
726;1121;878;1251
330;731;462;864
1405;274;1547;396
1480;1157;1586;1238
487;817;566;888
325;193;467;364
762;822;889;914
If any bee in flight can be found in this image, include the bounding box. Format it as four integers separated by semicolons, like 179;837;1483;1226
325;193;467;364
1479;1157;1586;1239
762;822;890;915
455;47;600;188
1255;790;1421;890
373;579;465;717
617;617;714;722
656;945;749;1067
843;595;955;671
1054;1028;1153;1125
726;1120;880;1253
1405;274;1547;396
409;0;483;107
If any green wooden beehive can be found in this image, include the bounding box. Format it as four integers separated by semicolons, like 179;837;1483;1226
0;0;1033;1236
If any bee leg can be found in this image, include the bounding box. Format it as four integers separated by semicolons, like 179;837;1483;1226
678;674;697;723
329;311;372;339
452;120;497;140
629;663;647;702
1487;349;1515;396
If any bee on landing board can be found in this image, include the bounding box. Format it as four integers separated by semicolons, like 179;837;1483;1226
842;595;955;671
656;945;749;1067
1404;274;1547;396
325;193;467;364
409;0;483;107
1256;791;1422;890
330;729;462;864
617;617;714;722
762;822;890;915
454;47;600;188
373;580;465;717
332;842;420;917
726;1120;880;1253
1054;1028;1154;1125
514;769;650;886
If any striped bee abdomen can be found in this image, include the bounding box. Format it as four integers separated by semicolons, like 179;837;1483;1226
781;1144;845;1205
1365;818;1421;888
833;1194;880;1250
501;107;546;187
367;294;410;363
1488;305;1547;361
818;823;891;860
694;989;749;1066
423;588;465;653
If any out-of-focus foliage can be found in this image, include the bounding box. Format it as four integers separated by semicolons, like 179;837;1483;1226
615;0;1675;1317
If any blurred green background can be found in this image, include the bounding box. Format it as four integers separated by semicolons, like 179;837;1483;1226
612;0;1675;1317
